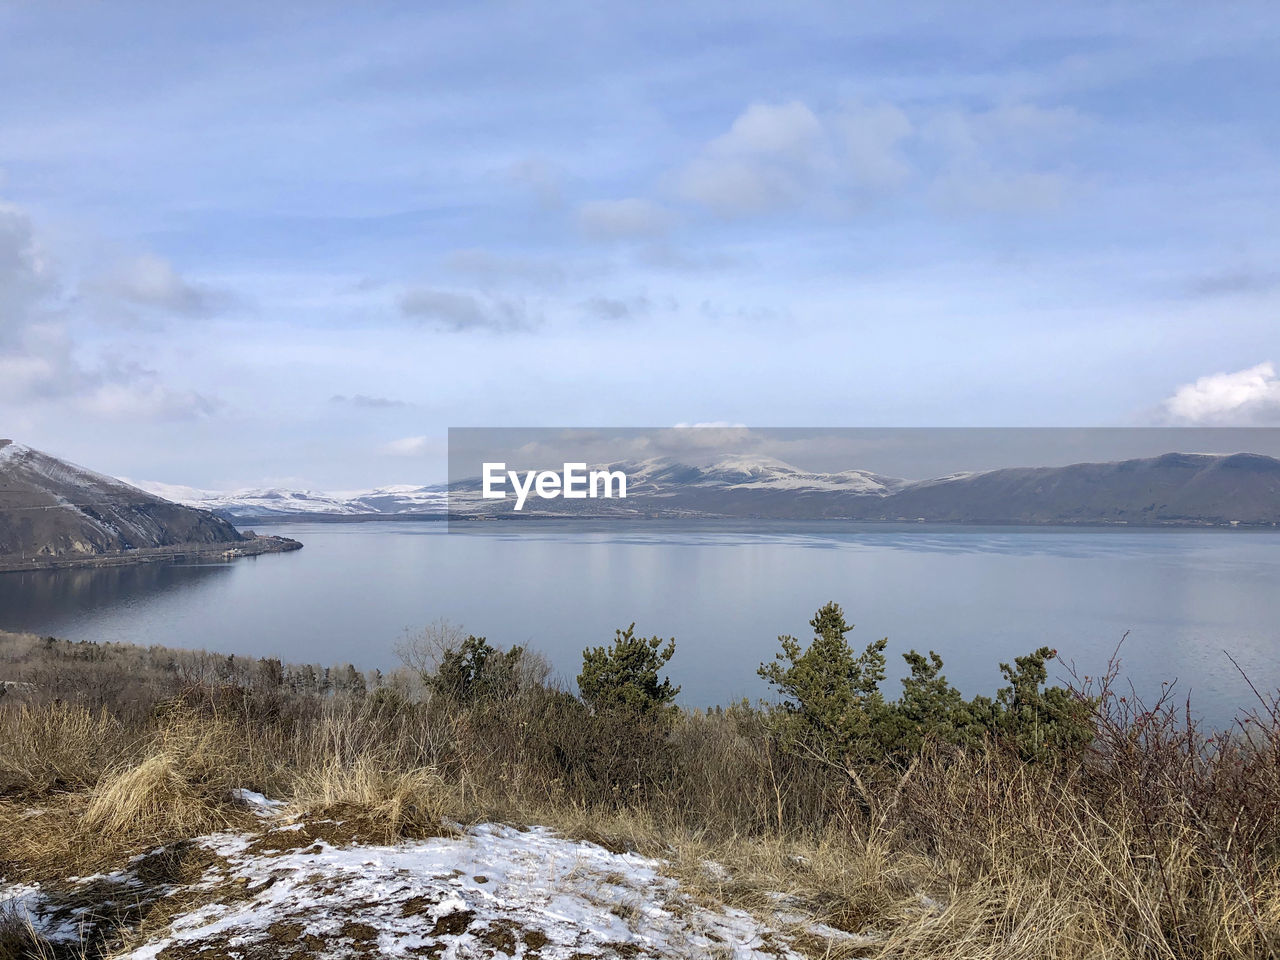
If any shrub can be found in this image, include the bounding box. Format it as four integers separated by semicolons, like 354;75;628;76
0;905;56;960
758;601;889;762
991;645;1095;760
761;602;1096;766
578;624;679;722
430;635;527;705
291;756;451;841
875;649;992;757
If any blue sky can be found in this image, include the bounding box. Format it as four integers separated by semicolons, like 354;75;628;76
2;1;1279;487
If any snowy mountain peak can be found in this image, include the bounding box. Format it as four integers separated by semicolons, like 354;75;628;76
606;455;902;496
131;480;449;520
134;455;907;520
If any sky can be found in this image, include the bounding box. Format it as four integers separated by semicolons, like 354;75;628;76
2;1;1279;489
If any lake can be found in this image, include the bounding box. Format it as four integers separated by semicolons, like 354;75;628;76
1;521;1277;726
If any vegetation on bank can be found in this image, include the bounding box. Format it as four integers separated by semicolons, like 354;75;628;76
1;608;1278;959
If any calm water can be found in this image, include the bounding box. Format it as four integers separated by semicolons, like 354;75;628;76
1;521;1277;725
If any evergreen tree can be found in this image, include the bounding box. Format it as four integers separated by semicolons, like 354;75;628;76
578;624;679;722
758;602;887;760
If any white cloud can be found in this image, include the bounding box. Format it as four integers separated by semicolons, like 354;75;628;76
576;198;673;241
81;380;218;420
678;157;796;218
658;424;757;455
0;203;55;327
711;101;823;160
934;170;1069;214
678;101;826;218
0;324;91;401
678;100;917;218
382;435;431;456
331;393;408;409
96;254;223;316
674;98;1083;219
445;248;565;287
1164;362;1280;424
0;199;219;420
509;157;564;209
581;295;651;322
399;288;534;332
833;102;913;188
926;103;1084;214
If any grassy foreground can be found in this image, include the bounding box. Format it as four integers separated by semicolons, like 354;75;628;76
1;621;1279;959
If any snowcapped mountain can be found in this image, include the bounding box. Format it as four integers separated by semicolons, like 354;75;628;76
131;456;897;521
128;481;449;520
611;455;907;496
131;451;1280;525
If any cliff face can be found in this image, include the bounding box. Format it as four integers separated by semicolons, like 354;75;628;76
0;440;245;559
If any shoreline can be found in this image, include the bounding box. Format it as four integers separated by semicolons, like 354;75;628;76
231;512;1280;530
0;534;302;575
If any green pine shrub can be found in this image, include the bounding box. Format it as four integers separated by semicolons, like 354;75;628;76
760;601;1095;765
578;623;680;722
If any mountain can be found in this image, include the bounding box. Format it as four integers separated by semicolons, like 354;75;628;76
448;452;1280;524
880;452;1280;525
135;457;899;521
0;440;251;563
146;451;1280;526
608;455;906;496
131;481;449;520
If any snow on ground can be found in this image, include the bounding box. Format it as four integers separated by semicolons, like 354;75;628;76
3;811;869;959
127;823;810;959
230;788;288;815
2;848;181;946
2;881;88;943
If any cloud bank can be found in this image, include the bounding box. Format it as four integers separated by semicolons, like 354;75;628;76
1164;362;1280;425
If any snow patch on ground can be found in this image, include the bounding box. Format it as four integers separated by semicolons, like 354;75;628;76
119;823;819;959
2;882;87;943
3;802;872;958
1;850;174;946
231;788;288;816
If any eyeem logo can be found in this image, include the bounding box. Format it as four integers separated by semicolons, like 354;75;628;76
482;462;628;511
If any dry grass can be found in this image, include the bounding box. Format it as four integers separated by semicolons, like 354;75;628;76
0;908;46;960
0;704;126;798
81;711;246;842
290;756;454;841
2;632;1279;959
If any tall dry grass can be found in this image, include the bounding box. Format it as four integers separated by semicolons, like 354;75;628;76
0;704;126;797
1;633;1278;959
81;709;247;840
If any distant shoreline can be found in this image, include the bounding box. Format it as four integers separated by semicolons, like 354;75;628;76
0;534;302;575
232;514;1280;530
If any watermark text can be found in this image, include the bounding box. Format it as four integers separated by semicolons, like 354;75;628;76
482;462;627;511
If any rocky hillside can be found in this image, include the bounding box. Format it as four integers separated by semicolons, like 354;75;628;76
0;440;245;560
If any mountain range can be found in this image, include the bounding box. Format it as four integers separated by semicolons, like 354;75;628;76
130;480;449;521
137;451;1280;526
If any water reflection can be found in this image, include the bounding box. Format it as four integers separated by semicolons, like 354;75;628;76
0;561;234;634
